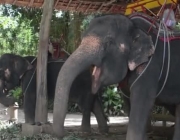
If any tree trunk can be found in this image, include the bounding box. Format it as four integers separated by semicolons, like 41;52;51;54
35;0;54;123
73;12;83;49
64;11;70;52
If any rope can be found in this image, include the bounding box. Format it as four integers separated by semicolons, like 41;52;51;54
129;20;171;98
23;67;36;96
130;20;162;91
22;58;66;95
156;22;171;97
158;23;166;80
21;57;37;95
31;57;37;64
119;89;130;99
157;0;167;17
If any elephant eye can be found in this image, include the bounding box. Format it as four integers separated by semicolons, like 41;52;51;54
133;34;140;43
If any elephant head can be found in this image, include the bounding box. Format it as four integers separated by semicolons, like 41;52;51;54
0;71;16;107
128;31;155;71
52;14;155;137
0;53;33;106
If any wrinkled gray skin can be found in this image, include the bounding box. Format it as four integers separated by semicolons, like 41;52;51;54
0;53;32;107
0;79;15;106
52;14;155;138
53;13;180;140
119;78;176;118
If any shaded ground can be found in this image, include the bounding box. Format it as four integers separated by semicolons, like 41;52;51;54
0;108;129;126
0;108;174;140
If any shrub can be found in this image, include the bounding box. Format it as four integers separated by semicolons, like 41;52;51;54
48;99;80;113
101;85;123;116
68;103;80;113
8;87;23;107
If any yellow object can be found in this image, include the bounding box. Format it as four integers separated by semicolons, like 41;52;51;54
125;0;177;15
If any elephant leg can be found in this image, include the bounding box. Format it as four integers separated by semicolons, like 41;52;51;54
23;91;36;125
163;104;175;116
126;86;156;140
172;104;180;140
81;110;91;132
92;97;109;133
122;95;131;116
80;92;94;132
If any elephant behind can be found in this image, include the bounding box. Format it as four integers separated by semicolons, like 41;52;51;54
0;54;32;106
0;53;108;133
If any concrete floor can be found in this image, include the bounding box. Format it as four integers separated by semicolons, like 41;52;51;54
0;107;129;126
0;106;175;128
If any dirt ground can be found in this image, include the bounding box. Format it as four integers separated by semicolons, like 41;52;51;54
0;107;174;140
64;123;173;140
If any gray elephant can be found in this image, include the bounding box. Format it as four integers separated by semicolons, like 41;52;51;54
0;54;32;106
119;76;176;117
52;13;180;140
0;53;108;133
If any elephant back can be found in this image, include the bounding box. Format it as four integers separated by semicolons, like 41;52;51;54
129;12;180;38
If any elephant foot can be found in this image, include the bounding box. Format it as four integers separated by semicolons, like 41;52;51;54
35;122;42;126
30;122;36;125
25;119;36;125
99;126;109;134
45;121;51;124
53;128;66;138
26;121;50;126
80;125;91;133
35;121;51;126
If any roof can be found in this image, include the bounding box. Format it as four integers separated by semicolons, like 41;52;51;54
0;0;128;14
0;0;178;15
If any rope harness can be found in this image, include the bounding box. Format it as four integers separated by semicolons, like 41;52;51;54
120;19;171;99
22;58;66;95
130;20;171;97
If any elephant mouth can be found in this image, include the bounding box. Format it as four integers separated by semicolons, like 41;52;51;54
129;56;150;71
92;66;101;94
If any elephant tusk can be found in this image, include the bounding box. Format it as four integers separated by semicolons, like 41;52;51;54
128;61;136;71
92;66;101;80
92;66;101;94
92;66;97;76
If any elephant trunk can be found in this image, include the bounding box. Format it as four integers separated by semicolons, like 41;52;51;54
53;35;101;137
0;79;4;95
0;79;15;107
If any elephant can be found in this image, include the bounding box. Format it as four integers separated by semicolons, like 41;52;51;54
119;77;176;117
0;53;108;133
52;12;180;140
0;54;33;107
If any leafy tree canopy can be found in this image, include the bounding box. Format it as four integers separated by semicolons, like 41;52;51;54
0;5;40;56
0;4;95;56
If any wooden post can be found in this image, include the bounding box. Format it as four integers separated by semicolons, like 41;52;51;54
35;0;55;123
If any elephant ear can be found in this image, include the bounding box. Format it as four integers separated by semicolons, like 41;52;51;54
0;54;32;80
128;29;155;71
13;56;33;77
